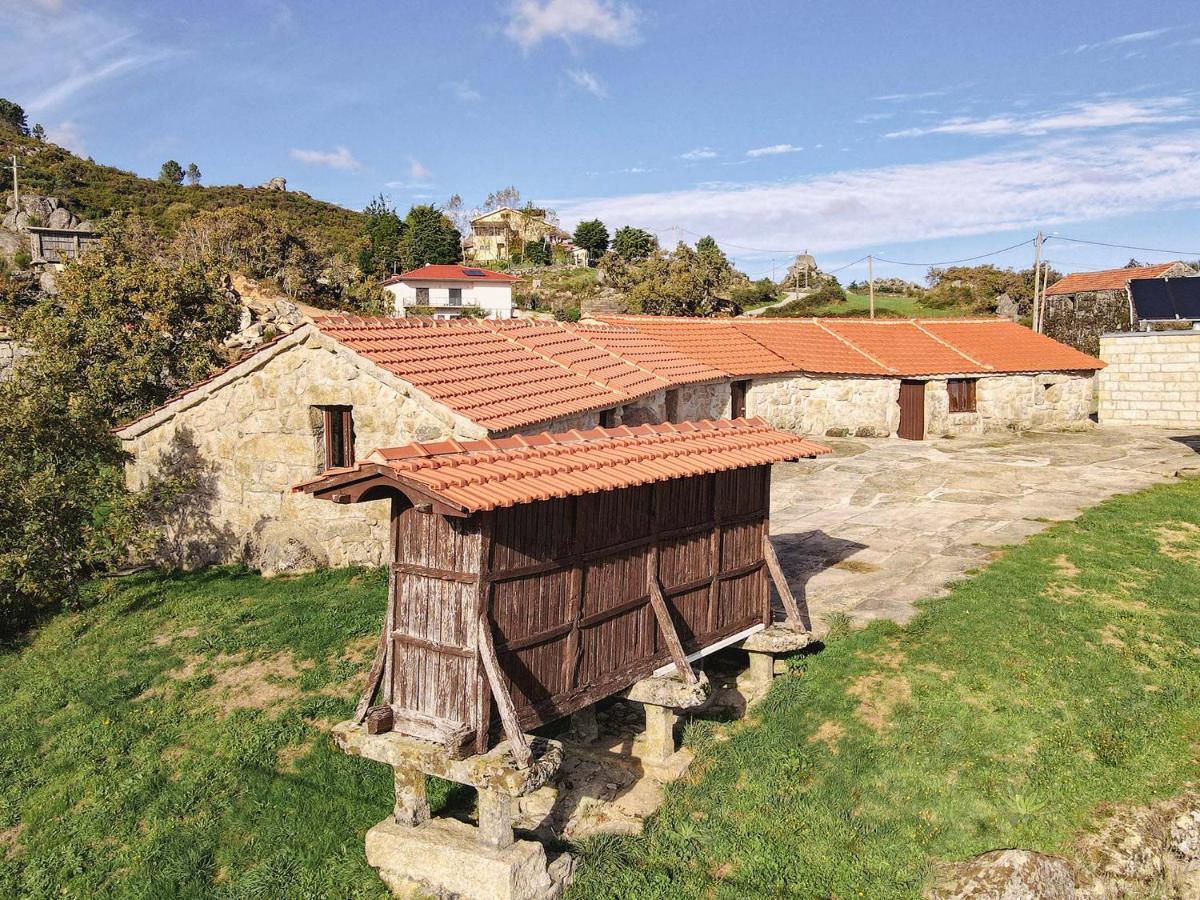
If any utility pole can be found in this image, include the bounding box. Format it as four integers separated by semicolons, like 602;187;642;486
868;254;875;319
1031;231;1044;332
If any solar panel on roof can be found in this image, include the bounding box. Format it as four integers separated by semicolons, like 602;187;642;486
462;268;486;277
1130;277;1200;321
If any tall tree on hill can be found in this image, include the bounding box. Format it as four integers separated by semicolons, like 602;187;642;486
695;235;732;278
613;226;656;261
0;98;28;135
30;123;45;142
398;204;462;269
158;160;185;185
359;194;405;276
185;162;202;186
574;219;609;265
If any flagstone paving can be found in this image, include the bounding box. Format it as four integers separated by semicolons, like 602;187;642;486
768;426;1200;631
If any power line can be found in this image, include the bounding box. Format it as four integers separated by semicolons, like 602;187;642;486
1048;235;1200;258
872;237;1035;267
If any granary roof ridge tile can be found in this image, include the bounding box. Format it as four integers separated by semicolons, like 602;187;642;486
1042;262;1181;297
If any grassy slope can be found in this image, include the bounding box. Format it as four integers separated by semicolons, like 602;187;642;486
2;133;365;255
1;481;1198;897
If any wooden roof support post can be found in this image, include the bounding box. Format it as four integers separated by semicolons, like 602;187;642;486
354;563;396;722
647;574;699;686
763;534;808;631
477;612;533;769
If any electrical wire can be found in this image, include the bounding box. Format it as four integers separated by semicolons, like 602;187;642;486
872;238;1035;267
1048;235;1200;258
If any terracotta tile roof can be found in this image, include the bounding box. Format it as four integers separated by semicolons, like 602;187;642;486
569;323;728;385
918;319;1104;373
606;315;1103;376
597;316;794;376
314;316;627;431
382;265;520;286
1043;263;1180;296
294;419;830;514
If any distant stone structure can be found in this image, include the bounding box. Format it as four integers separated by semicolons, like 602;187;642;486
258;176;287;192
2;195;98;264
786;251;820;288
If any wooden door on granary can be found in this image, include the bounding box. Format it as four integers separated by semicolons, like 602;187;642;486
484;467;772;734
898;380;926;440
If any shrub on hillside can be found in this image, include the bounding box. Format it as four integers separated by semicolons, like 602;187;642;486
762;280;848;317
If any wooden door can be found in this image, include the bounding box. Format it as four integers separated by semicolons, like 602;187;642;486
897;380;926;440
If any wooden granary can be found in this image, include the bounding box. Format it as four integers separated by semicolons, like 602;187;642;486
295;419;829;766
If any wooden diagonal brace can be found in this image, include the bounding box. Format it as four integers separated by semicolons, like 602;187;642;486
354;605;391;723
648;575;699;685
477;613;533;769
763;534;808;631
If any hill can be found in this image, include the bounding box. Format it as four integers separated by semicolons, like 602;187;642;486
1;131;366;259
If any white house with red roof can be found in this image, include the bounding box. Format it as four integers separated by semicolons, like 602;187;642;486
380;264;519;319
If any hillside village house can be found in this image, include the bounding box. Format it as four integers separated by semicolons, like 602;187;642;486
381;265;518;319
116;315;1101;572
1042;261;1196;355
466;206;587;265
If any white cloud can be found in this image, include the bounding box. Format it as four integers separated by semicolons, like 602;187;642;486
873;87;952;102
887;96;1192;138
289;145;363;171
1069;27;1175;53
680;147;718;160
566;67;608;98
746;143;802;157
45;119;84;153
504;0;640;49
409;158;432;180
555;130;1200;258
445;80;481;102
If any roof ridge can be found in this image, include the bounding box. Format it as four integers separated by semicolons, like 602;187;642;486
809;319;898;374
911;321;992;371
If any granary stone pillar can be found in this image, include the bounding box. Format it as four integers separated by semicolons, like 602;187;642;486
641;704;678;764
393;766;431;827
569;704;599;743
737;624;813;701
477;788;515;850
619;670;711;779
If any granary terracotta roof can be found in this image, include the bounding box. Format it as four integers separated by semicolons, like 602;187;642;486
1042;263;1180;297
597;316;794;376
603;316;1103;376
294;419;830;514
568;323;728;385
381;265;520;286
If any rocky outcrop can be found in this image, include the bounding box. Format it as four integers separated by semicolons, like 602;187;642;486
2;194;89;232
258;177;287;192
927;849;1076;899
222;273;308;350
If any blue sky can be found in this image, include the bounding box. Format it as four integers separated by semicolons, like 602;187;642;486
4;0;1200;281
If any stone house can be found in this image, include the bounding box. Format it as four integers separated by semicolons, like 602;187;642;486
1042;261;1197;356
603;316;1102;441
115;317;730;570
1097;329;1200;429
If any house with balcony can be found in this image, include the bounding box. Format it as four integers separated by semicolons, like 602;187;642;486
381;264;519;319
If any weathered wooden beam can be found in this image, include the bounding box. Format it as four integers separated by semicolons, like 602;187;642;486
354;602;392;723
477;612;532;768
390;630;475;658
390;708;474;757
762;534;807;630
647;574;699;685
391;562;477;584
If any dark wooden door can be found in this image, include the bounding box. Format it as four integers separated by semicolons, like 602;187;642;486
897;380;926;440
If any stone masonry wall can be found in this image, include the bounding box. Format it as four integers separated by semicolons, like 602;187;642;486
0;334;31;382
926;374;1094;436
674;381;731;422
746;375;900;437
1099;331;1200;428
121;330;481;572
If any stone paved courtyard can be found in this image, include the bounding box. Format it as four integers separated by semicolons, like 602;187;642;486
768;426;1200;631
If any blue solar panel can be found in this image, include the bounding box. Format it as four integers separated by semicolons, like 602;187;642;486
1130;277;1200;321
462;268;486;277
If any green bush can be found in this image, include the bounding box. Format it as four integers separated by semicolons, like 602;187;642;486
12;250;30;270
553;305;582;322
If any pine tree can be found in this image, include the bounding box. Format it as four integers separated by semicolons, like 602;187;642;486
185;162;202;186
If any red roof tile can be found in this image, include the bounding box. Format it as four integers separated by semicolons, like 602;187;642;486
918;319;1104;372
294;419;830;513
598;316;794;376
732;320;892;375
1043;263;1181;296
569;323;728;385
383;265;520;285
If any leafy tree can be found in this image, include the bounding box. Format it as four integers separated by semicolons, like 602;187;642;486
398;204;462;269
158;159;185;185
359;194;405;276
573;219;609;264
613;226;656;261
443;193;470;235
524;238;551;266
925;263;1057;314
613;242;740;316
730;278;780;308
185;162;202;186
482;186;521;212
0;98;28;135
695;235;732;279
31;123;46;142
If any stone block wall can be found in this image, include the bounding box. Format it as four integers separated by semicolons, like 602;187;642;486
1099;331;1200;428
1043;289;1131;357
926;374;1094;436
746;375;899;437
0;334;31;383
121;331;482;572
673;381;731;422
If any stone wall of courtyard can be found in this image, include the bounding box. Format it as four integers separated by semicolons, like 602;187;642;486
1099;330;1200;428
746;375;900;437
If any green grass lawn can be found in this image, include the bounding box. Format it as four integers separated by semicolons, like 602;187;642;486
2;480;1199;897
815;292;968;318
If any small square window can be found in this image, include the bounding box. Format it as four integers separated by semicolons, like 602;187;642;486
415;287;430;303
947;379;977;413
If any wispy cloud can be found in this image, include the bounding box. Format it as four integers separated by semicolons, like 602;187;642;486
566;67;608;98
504;0;640;49
44;119;84;153
445;80;481;102
409;158;431;180
289;146;363;171
746;143;802;158
680;147;718;160
556;130;1200;257
873;87;953;102
1068;27;1175;54
856;111;895;124
887;96;1193;138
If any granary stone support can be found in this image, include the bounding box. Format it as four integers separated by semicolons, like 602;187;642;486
738;623;813;699
620;670;711;778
